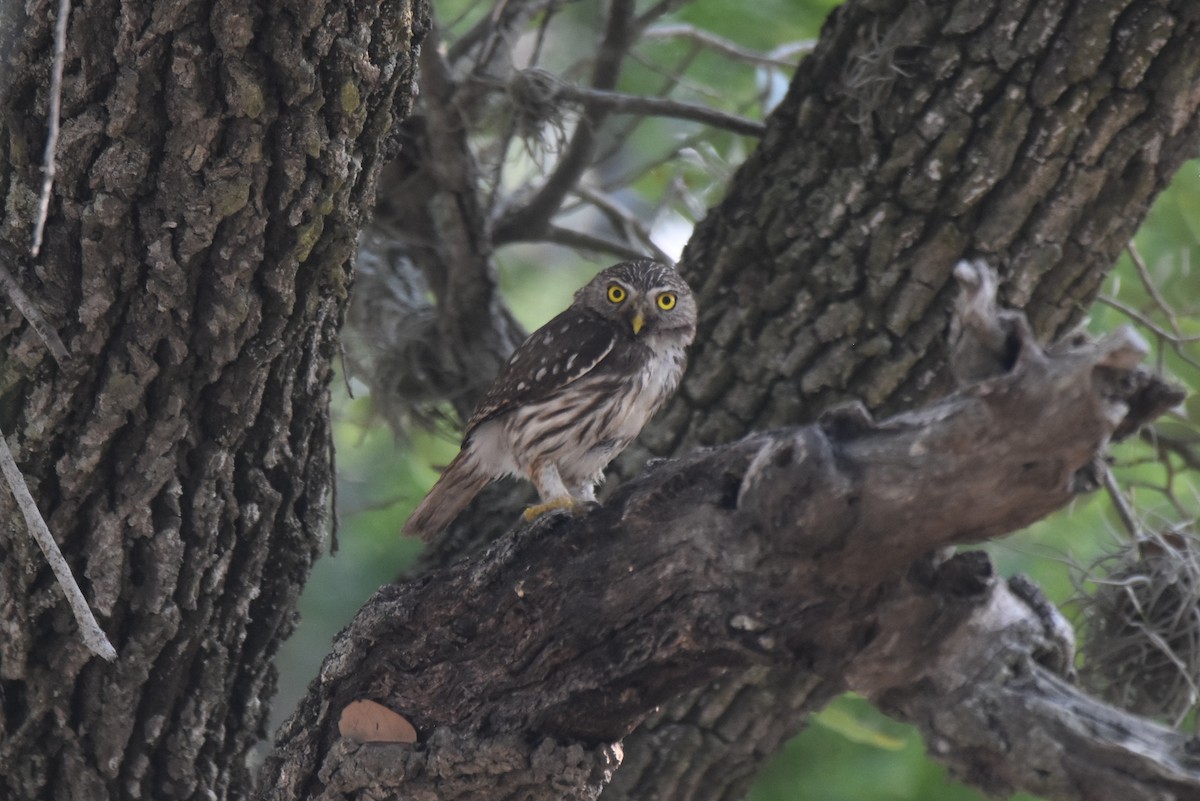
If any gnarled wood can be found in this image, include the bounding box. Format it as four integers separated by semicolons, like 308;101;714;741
259;272;1189;800
858;562;1200;801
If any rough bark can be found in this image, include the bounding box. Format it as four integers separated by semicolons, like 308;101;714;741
0;1;425;799
603;1;1200;797
258;267;1192;800
667;0;1200;453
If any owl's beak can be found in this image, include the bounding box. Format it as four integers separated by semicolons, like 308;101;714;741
630;310;645;335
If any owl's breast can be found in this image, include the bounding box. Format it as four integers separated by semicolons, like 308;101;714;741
482;338;687;486
571;340;686;471
638;340;688;401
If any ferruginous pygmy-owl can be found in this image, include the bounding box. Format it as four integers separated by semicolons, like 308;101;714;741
403;259;697;541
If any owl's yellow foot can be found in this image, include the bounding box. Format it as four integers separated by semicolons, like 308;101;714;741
523;496;579;521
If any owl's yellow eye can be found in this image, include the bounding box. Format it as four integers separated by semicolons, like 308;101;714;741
607;284;626;303
656;292;677;311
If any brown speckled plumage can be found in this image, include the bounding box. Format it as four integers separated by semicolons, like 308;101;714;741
403;260;697;541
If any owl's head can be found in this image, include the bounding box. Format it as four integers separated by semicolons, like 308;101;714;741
577;260;697;344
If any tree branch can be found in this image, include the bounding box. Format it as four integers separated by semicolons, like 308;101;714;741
572;184;676;264
30;0;70;257
259;269;1186;801
541;224;660;262
853;559;1200;801
642;24;811;68
0;0;426;795
546;79;766;137
348;34;528;427
352;0;1200;797
492;0;637;244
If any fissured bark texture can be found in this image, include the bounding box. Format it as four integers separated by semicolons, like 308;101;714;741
0;0;425;799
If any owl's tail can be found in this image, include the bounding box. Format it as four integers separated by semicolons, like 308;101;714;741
402;449;492;542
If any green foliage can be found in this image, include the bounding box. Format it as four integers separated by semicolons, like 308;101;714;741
498;253;605;330
1093;162;1200;527
273;391;431;714
674;0;835;46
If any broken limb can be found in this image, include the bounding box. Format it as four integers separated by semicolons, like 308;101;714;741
852;555;1200;801
260;267;1188;801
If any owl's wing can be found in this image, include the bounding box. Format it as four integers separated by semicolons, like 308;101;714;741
464;307;616;436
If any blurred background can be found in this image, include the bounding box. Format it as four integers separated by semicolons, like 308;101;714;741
274;1;1200;799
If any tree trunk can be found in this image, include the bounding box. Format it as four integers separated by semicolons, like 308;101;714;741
0;1;425;799
667;0;1200;450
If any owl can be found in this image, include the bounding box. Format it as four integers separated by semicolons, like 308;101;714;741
403;260;697;541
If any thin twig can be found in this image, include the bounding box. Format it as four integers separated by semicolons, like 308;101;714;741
633;0;690;30
480;4;565;213
527;1;558;70
31;0;72;257
628;46;725;103
573;185;674;264
447;0;557;74
1102;464;1143;541
1144;427;1200;473
540;225;656;262
1127;242;1184;337
600;126;716;193
328;410;340;556
589;41;705;174
493;0;637;244
1098;295;1200;344
0;244;70;365
768;40;818;62
0;427;116;661
586;37;717;197
444;0;557;122
1102;249;1200;380
445;0;513;62
643;24;810;68
473;0;530;81
1125;479;1192;519
552;83;765;137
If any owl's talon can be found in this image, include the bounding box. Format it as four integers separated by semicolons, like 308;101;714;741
523;496;579;522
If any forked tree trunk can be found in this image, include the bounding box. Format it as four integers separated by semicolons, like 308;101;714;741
0;1;424;799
